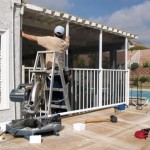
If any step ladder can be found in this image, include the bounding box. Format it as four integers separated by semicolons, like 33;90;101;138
30;50;71;116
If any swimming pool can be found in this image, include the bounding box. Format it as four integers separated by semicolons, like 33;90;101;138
129;90;150;101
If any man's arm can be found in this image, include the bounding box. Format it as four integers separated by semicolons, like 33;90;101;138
22;31;37;42
65;35;70;46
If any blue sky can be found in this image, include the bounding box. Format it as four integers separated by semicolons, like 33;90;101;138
25;0;150;47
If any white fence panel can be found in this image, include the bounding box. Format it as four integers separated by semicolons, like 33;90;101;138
22;66;128;115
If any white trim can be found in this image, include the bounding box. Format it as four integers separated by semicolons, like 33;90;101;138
0;29;10;110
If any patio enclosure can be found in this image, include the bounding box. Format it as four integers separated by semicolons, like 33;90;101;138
21;3;133;115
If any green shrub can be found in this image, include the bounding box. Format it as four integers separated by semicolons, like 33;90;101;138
143;61;150;68
139;76;147;83
131;63;139;70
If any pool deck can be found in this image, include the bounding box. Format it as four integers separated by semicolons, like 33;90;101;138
131;88;150;92
1;103;150;150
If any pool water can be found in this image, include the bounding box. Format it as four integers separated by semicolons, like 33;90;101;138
130;90;150;101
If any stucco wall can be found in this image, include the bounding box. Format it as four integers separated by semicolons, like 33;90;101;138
0;0;22;123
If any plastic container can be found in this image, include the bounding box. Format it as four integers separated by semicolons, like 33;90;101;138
73;123;85;131
30;135;41;143
117;104;126;110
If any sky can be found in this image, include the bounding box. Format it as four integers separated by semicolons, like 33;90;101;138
25;0;150;47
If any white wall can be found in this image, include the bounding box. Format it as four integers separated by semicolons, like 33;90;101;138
0;0;22;123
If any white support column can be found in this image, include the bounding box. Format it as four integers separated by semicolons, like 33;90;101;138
20;6;24;84
125;38;129;105
99;30;103;106
65;21;69;70
99;30;102;68
125;38;128;70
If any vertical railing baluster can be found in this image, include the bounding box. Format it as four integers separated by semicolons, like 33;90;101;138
79;70;81;110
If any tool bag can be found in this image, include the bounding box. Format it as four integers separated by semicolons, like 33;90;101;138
135;128;150;139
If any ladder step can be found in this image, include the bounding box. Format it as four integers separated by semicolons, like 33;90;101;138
52;88;64;91
45;88;64;91
31;70;60;74
51;98;65;103
51;104;67;109
31;70;52;75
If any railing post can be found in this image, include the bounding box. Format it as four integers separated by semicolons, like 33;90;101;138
126;70;130;105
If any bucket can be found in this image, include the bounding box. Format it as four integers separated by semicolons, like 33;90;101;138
117;104;126;110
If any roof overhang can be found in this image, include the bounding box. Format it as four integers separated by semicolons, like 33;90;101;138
21;2;138;40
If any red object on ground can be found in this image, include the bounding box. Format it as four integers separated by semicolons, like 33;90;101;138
135;130;149;139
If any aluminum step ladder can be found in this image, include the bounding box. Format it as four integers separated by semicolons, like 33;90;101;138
30;51;71;116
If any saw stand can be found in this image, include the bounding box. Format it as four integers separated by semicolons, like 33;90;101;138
30;50;71;117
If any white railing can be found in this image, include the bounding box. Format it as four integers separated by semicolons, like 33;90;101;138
68;69;128;110
22;66;129;115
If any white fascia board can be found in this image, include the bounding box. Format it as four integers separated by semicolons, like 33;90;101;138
127;33;131;36
63;13;69;19
85;20;90;25
70;16;76;21
108;27;113;31
45;9;52;15
131;34;138;39
25;4;43;12
123;32;127;36
91;22;96;27
54;11;60;17
97;24;102;29
102;26;107;30
113;29;117;33
118;30;123;34
77;18;83;23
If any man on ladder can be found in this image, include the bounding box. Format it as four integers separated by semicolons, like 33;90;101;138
22;25;71;113
22;25;71;83
22;25;70;70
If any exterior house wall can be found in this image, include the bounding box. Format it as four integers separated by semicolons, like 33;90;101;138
0;0;21;123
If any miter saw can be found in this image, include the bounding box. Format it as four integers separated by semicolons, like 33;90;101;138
7;80;62;138
10;82;44;117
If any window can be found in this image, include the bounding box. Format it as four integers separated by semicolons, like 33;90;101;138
0;30;9;110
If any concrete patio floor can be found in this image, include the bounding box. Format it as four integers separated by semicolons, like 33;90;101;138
1;103;150;150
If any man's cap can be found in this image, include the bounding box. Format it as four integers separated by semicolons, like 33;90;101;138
54;25;65;36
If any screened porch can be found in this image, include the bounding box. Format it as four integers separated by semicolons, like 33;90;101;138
21;3;136;115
